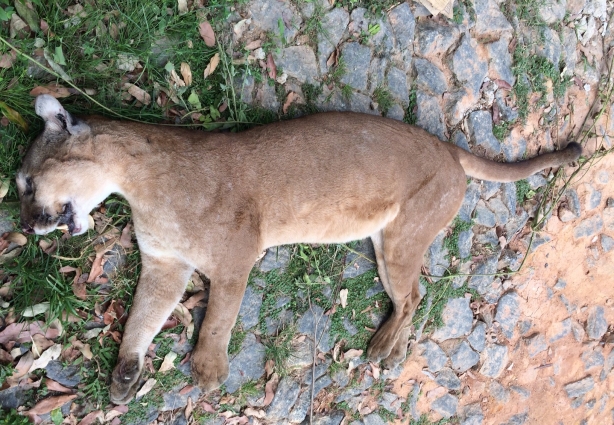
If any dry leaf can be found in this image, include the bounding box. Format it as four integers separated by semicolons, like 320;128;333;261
29;83;72;98
343;348;363;360
127;84;151;105
87;254;104;283
8;351;34;383
198;21;215;47
263;373;279;406
27;394;77;415
158;351;178;372
45;379;73;394
339;288;348;308
183;291;206;310
5;232;27;246
177;0;188;14
201;402;217;413
233;18;251;40
32;334;54;357
170;69;186;87
29;343;62;372
180;62;193;86
203;53;220;79
119;223;133;249
173;303;192;326
282;91;298;114
245;40;262;50
244;408;266;418
266;53;277;80
135;378;157;398
0;321;60;344
326;49;338;68
22;302;50;318
38;239;57;255
0;51;16;69
370;362;380;379
185;397;194;420
77;410;103;425
265;359;275;378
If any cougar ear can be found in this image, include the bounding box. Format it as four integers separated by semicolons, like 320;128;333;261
34;94;88;134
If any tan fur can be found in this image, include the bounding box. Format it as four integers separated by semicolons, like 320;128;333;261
18;95;582;404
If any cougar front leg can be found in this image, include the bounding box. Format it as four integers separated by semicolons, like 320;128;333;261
110;254;193;405
191;261;253;392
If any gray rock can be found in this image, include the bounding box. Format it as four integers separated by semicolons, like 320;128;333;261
487;36;515;86
236;73;255;104
260;246;291;272
462;415;484;425
286;339;314;369
343;239;376;279
561;27;578;76
428;231;450;280
453;131;471;152
265;308;294;335
150;37;175;67
369;16;396;57
268;377;301;420
432;297;474;342
340;42;371;91
467;110;501;156
602;235;614;252
415;90;446;140
574;215;603;239
560;294;577;315
586;184;602;210
505;210;528;240
468;322;486;352
308;411;345;425
317;8;350;73
495;292;520;338
549;317;572;342
564;376;595;398
388;3;415;50
526;173;547;190
239;285;263;330
332;368;350;388
501;182;517;216
414;20;459;58
458;229;473;259
290;390;310;423
488;197;510;225
479;344;508;378
587;306;608;340
490;381;510;402
365;281;385;298
343;317;358;336
525;333;547;358
225;333;266;393
459;182;481;223
362;413;386;425
468;255;498;294
535;27;561;66
350;92;377;115
387;67;408;103
45;360;81;387
413;58;447;96
436;367;461;390
432;393;458;419
451;341;480;372
474;202;496;227
161;386;201;411
298;304;333;352
444;87;478;126
453;35;488;95
538;0;566;23
368;56;387;92
472;0;513;40
511;386;530;399
502;412;529;425
572;320;586;342
571;395;585;409
528;232;552;253
560;188;581;222
582;347;604;371
249;0;302;42
419;339;448;372
475;227;498;246
481;181;500;200
386;103;405;121
495;92;520;125
0;386;28;410
554;279;567;290
274;46;318;84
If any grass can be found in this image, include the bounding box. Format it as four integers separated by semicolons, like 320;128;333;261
404;85;417;125
373;86;394;115
493;121;511;141
444;216;473;261
515;179;534;203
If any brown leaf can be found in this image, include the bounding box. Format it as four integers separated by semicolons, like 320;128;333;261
266;53;276;80
177;0;188;14
8;351;33;383
29;83;72;98
45;379;73;394
183;291;206;310
0;321;59;345
203;53;220;79
180;62;193;86
40;19;50;35
0;101;28;132
38;239;57;255
127;84;151;105
5;232;27;246
201;401;217;413
198;21;215;47
326;49;338;68
265;359;275;378
109;22;119;40
27;394;77;415
77;410;103;425
185;396;194;420
245;40;262;50
0;51;16;69
494;79;513;91
173;303;192;326
262;373;279;406
282;91;298;114
135;378;156;398
343;348;363;360
0;347;12;363
32;334;54;356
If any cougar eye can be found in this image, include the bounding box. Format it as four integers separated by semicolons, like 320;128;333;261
24;177;33;196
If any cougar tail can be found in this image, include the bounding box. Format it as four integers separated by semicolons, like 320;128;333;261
446;142;582;183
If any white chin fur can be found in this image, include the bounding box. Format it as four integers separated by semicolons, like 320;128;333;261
72;215;90;236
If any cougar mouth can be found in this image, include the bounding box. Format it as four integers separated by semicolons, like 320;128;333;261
56;202;80;235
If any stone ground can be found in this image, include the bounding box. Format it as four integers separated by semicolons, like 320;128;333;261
2;0;614;424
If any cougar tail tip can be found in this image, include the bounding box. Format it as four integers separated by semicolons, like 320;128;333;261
564;142;582;161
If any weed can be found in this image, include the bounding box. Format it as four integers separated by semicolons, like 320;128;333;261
228;319;247;355
493;121;511;141
264;325;295;375
515;179;535;203
378;408;397;422
404;86;417;125
2;410;30;425
444;217;473;261
373;86;394;115
410;414;455;425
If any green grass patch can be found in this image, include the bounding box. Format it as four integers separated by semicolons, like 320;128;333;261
404;86;417;125
372;86;394;115
493;121;511;141
515;179;535;203
444;216;473;261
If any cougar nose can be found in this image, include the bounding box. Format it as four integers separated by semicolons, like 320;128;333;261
22;222;35;234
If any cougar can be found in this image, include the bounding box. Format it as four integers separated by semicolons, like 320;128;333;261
18;94;581;404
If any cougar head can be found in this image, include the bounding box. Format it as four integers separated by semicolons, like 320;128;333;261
18;95;111;236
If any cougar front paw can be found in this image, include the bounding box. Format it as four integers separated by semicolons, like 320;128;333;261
110;355;141;405
382;326;411;369
366;319;401;363
191;349;229;393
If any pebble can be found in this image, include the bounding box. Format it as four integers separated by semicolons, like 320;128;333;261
601;234;614;252
573;215;604;239
554;279;567;290
435;367;461;390
495;292;520;338
468;322;487;352
238;285;263;330
225;333;266;393
267;377;301;420
549;318;572;343
467;110;501;156
419;339;448;372
587;306;608;340
343;239;376;279
564;376;595;398
260;246;291;272
525;334;548;357
450;341;480;372
479;344;508;378
582;347;605;371
431;393;458;419
431;297;474;342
